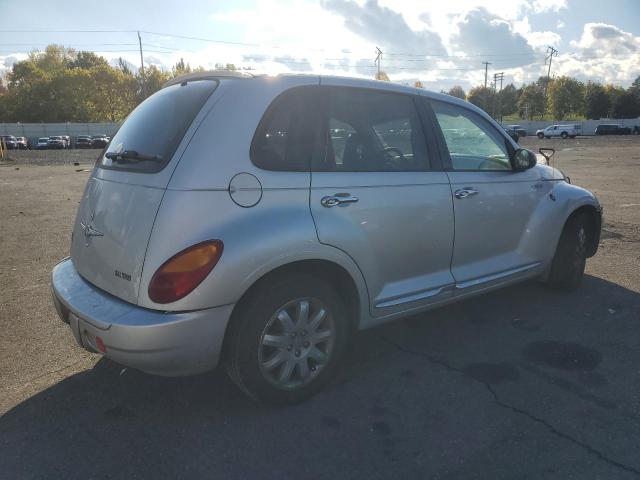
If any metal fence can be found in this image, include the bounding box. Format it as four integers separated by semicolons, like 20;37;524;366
0;123;120;145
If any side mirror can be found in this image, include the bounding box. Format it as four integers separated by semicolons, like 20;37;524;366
511;148;537;171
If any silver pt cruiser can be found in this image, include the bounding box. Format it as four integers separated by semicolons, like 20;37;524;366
52;72;601;403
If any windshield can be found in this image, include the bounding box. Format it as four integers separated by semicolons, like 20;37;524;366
99;79;218;173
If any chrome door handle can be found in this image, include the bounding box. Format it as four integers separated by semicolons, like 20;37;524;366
321;193;359;208
454;187;478;199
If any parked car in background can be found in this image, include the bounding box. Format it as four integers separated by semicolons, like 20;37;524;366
594;124;631;135
506;124;527;137
62;135;71;148
503;126;519;143
35;137;50;150
47;136;65;149
536;124;578;139
634;126;639;135
15;136;30;149
52;72;602;404
90;135;110;148
0;135;18;150
75;135;93;148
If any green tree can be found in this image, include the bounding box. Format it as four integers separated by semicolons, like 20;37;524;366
90;64;138;121
517;83;545;119
584;82;610;119
547;76;585;120
467;86;493;113
173;58;192;76
139;64;171;100
604;84;626;117
612;91;640;118
70;51;108;69
117;57;133;76
447;85;466;99
497;83;518;116
629;75;640;97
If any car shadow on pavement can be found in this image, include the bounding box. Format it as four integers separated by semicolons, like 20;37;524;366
2;274;639;479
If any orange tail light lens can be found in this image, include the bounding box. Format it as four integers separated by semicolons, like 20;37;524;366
148;240;223;304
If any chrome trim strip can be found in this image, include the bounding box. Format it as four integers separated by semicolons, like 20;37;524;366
375;283;454;309
455;262;541;290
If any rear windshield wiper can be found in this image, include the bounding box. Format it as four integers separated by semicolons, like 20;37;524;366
105;150;162;163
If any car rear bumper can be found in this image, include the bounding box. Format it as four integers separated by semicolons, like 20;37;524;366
51;258;234;376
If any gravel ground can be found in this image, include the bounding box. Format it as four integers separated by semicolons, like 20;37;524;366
0;136;639;479
1;148;100;166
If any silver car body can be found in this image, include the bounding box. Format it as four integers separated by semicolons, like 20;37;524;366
52;73;601;376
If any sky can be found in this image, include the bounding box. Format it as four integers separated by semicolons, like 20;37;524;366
0;0;639;91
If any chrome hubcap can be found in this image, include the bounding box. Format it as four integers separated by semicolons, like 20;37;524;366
258;298;335;390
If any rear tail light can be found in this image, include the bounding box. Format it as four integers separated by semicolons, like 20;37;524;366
148;240;223;304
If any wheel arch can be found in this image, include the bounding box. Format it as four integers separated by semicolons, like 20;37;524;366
222;257;368;361
562;204;602;258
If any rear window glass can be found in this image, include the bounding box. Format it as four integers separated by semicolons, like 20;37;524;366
99;79;218;173
251;87;320;171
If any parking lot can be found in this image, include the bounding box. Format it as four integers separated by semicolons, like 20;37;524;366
1;135;639;479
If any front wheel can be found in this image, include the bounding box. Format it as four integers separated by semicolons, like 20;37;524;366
224;274;350;404
548;213;589;291
537;132;544;139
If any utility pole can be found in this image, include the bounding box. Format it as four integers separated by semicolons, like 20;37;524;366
137;31;146;97
493;72;504;120
544;45;558;117
375;47;382;79
482;61;491;88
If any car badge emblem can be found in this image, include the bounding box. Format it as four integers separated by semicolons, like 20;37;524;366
80;211;103;246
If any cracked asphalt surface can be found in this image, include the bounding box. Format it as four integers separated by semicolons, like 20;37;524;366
1;136;640;479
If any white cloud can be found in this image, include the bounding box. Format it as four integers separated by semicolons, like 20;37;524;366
570;22;639;57
531;0;567;12
556;23;640;85
514;16;561;48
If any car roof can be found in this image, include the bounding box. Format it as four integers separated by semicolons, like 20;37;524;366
163;71;473;106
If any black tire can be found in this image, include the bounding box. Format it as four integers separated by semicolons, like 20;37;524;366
548;213;588;291
224;274;350;404
537;132;544;139
561;131;568;139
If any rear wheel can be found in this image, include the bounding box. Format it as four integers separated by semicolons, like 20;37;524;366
225;274;349;404
548;213;588;291
561;131;568;139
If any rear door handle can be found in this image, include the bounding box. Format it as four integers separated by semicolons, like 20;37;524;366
321;193;359;207
454;187;478;199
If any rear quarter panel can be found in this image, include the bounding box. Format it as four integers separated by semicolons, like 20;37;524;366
138;76;370;316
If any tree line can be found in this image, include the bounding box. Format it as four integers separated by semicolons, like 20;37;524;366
1;45;639;123
0;45;237;123
435;75;640;121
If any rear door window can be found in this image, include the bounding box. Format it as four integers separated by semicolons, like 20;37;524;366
316;88;429;172
99;79;218;173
